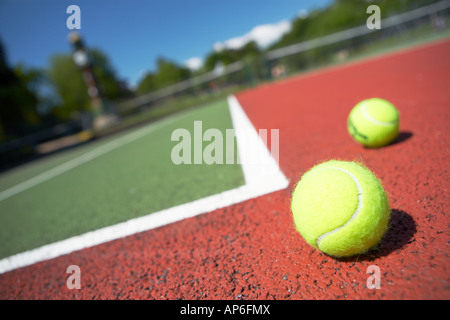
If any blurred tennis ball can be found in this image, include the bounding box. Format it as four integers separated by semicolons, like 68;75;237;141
348;98;399;148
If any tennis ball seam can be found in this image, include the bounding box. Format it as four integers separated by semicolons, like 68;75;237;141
315;167;362;248
361;102;397;127
348;118;368;141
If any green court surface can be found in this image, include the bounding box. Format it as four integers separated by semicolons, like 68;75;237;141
0;98;245;259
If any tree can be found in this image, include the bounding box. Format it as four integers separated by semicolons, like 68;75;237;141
135;58;192;95
269;0;437;51
47;48;129;120
136;72;157;96
154;57;191;89
203;40;261;72
47;53;90;120
0;39;41;141
91;48;131;100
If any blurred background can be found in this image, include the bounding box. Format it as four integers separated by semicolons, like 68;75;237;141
1;0;449;169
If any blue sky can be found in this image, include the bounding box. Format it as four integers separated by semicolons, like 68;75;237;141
0;0;332;87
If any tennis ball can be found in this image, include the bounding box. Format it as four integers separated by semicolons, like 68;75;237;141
291;160;390;257
348;98;399;148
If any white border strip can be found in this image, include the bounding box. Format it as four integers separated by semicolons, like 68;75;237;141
0;95;288;274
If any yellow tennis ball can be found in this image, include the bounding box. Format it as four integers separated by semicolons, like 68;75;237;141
291;160;390;257
348;98;400;148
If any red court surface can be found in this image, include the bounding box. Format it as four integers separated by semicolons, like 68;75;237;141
0;38;449;300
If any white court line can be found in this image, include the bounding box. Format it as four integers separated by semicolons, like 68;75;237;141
0;95;289;274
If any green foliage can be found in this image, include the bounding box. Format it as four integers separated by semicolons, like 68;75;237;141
263;0;444;77
127;0;444;99
270;0;441;50
47;48;129;120
203;40;261;71
91;48;131;100
0;41;41;141
136;72;157;96
154;57;191;89
135;57;192;95
47;53;90;120
1;0;443;140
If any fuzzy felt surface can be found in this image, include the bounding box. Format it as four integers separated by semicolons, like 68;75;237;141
291;160;390;257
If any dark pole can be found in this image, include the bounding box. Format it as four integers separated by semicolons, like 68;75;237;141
68;32;104;131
